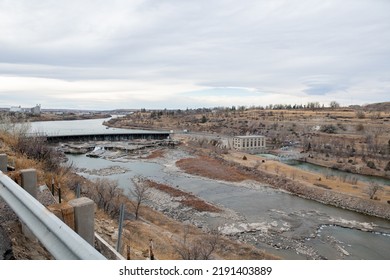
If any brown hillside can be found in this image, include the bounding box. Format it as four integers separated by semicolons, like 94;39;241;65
364;102;390;111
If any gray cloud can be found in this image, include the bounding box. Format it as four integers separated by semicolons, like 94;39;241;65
0;0;389;109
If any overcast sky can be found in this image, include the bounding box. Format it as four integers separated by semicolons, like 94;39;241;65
0;0;389;110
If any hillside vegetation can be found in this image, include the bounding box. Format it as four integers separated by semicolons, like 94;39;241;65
107;104;390;179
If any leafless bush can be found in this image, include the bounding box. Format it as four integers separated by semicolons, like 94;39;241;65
0;114;30;137
84;178;125;218
385;161;390;172
356;123;364;132
356;110;365;119
366;161;376;169
130;176;151;220
15;135;62;171
291;171;296;180
174;225;220;260
346;176;358;185
320;124;337;134
370;111;381;120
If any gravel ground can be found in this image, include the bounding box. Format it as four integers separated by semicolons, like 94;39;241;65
0;197;16;260
0;184;56;260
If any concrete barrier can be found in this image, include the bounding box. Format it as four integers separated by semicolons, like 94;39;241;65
68;197;95;246
0;154;7;173
19;169;39;240
20;169;37;199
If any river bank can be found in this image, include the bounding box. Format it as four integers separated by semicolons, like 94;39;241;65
302;155;390;180
68;143;390;259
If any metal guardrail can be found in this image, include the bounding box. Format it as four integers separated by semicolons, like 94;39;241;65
0;171;106;260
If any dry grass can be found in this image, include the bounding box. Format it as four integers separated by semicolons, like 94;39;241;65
96;206;278;260
93;200;278;260
176;156;248;182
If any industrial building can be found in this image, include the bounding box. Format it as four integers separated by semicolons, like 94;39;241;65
232;135;266;152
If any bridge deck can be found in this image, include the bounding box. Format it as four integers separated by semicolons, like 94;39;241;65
40;131;170;142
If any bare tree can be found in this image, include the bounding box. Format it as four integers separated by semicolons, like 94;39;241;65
365;183;383;200
329;101;340;108
291;171;296;180
0;113;31;138
130;176;151;220
87;178;124;218
174;225;220;260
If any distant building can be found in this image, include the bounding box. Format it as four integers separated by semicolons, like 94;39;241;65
9;104;41;115
232;135;266;152
30;104;41;115
10;106;23;113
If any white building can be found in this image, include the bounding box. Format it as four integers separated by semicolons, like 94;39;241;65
232;135;266;152
9;104;41;115
31;104;41;115
10;106;23;113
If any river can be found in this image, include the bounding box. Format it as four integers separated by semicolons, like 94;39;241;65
31;118;390;260
258;154;390;186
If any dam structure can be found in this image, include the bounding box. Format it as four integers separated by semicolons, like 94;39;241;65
29;130;171;143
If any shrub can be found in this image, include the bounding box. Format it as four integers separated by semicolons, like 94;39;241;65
320;124;337;134
337;123;347;131
365;183;383;199
84;178;125;218
356;123;364;132
367;161;376;169
384;161;390;171
356;111;365;119
15;135;62;172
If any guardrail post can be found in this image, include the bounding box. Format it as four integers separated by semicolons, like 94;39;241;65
20;169;37;199
0;154;7;172
19;169;38;240
68;197;95;246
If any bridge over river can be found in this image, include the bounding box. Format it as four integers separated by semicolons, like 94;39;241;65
28;130;171;143
26;117;171;143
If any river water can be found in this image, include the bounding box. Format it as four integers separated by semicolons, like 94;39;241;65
259;154;390;186
32;118;390;260
28;116;165;136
